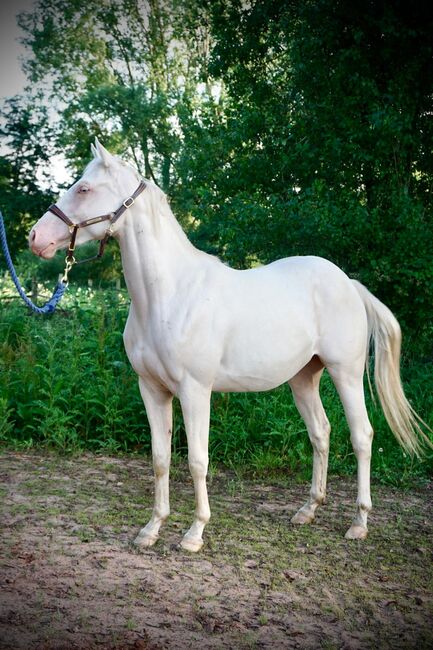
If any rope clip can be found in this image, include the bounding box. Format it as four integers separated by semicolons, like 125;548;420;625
62;257;75;284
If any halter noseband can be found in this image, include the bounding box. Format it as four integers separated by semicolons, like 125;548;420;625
47;180;146;282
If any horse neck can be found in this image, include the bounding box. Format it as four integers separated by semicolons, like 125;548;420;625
116;190;199;316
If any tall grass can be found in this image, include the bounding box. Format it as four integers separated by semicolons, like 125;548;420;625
1;279;432;485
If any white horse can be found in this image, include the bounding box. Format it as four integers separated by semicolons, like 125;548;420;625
29;139;430;552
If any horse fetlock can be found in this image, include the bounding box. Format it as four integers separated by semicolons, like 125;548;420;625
345;499;371;534
310;490;326;505
154;506;170;521
356;500;372;513
195;509;210;525
134;511;167;547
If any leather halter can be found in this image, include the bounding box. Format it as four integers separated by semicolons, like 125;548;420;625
47;180;146;277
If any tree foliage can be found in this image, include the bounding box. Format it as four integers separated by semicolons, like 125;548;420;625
17;0;213;189
0;96;55;254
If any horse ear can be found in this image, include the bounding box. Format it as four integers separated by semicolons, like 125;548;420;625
90;142;98;158
94;137;113;168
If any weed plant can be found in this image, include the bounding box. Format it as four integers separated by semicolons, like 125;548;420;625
1;278;432;486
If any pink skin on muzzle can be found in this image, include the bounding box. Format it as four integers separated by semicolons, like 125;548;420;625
28;211;71;259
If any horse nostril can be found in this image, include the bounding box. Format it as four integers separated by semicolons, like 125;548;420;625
29;229;37;248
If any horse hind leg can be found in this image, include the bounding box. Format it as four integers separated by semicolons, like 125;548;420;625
289;356;331;525
327;362;373;539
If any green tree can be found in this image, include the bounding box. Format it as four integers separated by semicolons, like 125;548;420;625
0;96;55;261
17;0;214;190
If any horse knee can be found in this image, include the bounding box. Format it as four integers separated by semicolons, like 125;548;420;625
188;457;208;479
153;453;170;478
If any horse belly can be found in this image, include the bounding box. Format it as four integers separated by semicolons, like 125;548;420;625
213;306;315;392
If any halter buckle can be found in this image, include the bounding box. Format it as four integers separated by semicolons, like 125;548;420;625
123;196;135;208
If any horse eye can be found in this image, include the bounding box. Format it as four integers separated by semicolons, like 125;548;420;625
78;185;90;194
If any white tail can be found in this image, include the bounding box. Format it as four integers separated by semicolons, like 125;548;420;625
352;280;432;457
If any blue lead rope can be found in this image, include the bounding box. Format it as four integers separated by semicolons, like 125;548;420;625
0;211;68;314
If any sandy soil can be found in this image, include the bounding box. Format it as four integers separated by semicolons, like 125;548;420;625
0;451;432;649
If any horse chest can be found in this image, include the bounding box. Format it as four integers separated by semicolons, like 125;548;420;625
124;327;169;381
123;305;208;391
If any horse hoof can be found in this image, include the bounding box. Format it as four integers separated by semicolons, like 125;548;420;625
291;510;314;525
134;532;158;547
345;525;368;540
180;535;203;553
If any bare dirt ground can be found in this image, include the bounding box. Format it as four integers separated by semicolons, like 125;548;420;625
0;451;432;650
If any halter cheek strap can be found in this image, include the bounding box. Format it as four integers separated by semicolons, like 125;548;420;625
47;180;146;282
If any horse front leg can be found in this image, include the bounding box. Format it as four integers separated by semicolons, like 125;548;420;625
134;378;173;547
179;381;211;552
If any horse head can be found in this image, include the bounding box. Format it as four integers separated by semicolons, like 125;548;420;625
29;139;140;259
